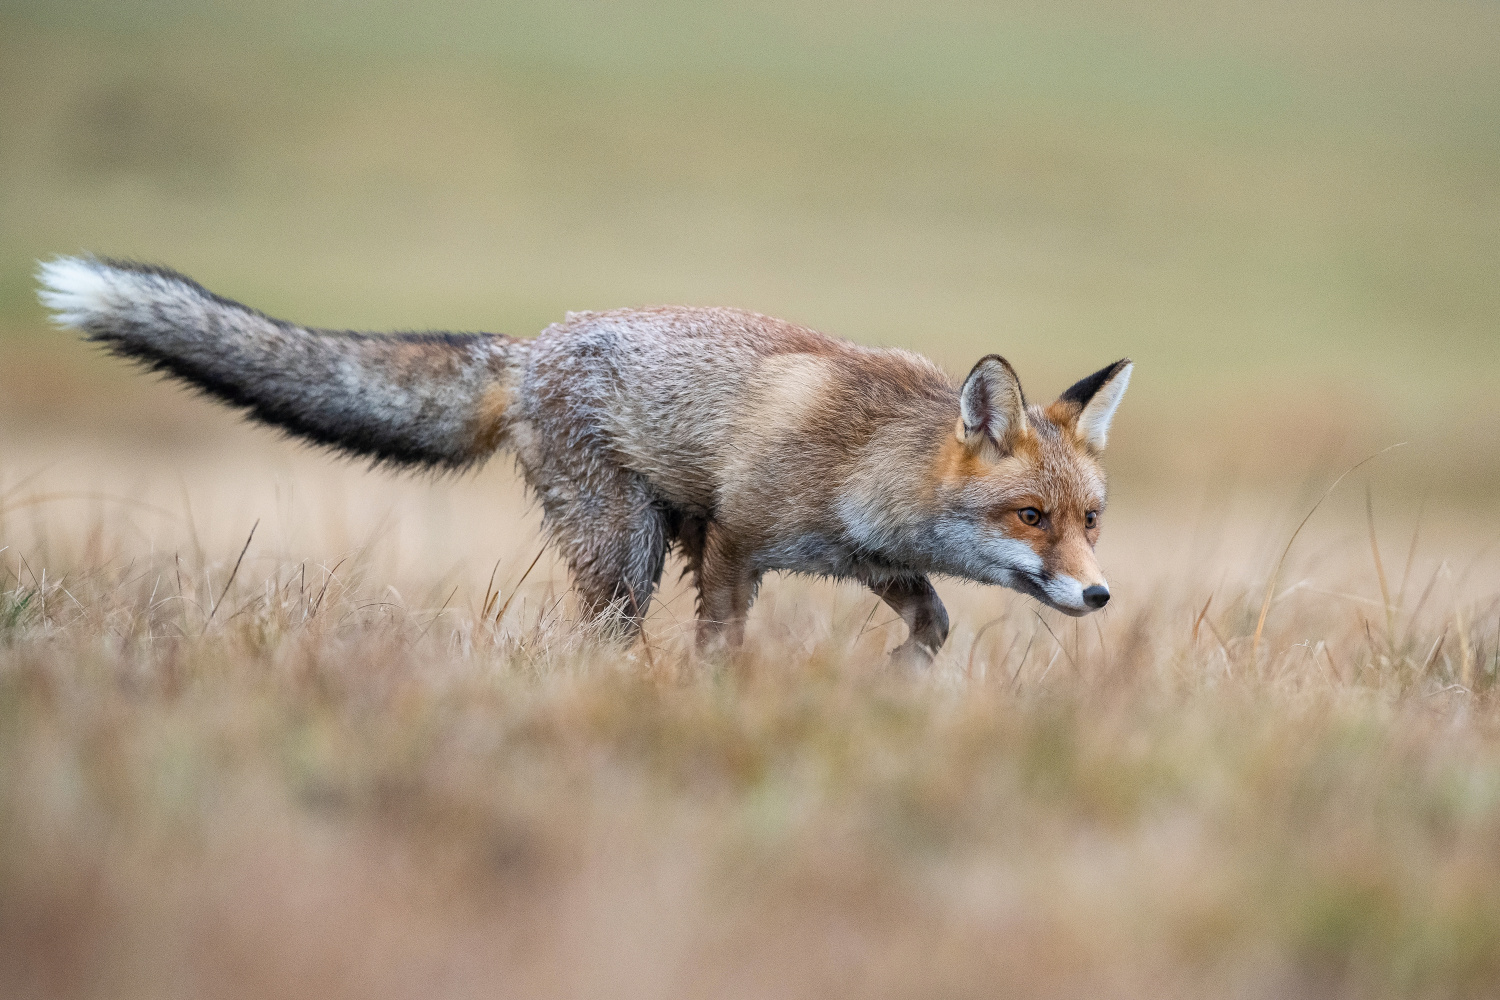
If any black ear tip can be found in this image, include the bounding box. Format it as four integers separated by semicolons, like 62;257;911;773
1060;358;1132;407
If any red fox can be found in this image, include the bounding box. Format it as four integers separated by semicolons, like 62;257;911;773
38;256;1131;662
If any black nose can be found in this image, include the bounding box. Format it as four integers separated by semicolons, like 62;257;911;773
1082;585;1110;609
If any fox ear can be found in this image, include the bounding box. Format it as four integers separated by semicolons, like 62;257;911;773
1056;359;1132;454
958;355;1028;455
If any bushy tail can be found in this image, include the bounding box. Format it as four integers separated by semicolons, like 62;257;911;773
38;256;525;470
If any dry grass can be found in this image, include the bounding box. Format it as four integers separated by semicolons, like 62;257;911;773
2;440;1499;1000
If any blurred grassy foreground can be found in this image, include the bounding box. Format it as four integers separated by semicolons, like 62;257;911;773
3;450;1500;1000
3;1;1500;997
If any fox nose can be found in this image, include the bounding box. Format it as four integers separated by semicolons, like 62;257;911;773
1082;585;1110;609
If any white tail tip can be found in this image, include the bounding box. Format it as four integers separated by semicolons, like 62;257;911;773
36;256;123;329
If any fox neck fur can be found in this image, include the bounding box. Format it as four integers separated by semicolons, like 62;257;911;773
38;256;1132;663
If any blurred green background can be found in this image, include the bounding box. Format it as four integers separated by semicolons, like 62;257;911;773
2;0;1497;495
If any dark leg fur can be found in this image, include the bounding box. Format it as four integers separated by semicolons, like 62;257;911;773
870;576;950;665
538;468;671;640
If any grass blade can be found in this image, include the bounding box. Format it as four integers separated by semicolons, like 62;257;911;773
207;520;258;625
1252;443;1405;663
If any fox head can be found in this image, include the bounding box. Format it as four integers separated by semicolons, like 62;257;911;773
929;356;1132;616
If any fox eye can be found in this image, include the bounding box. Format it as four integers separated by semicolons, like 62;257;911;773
1017;507;1042;527
1085;511;1098;529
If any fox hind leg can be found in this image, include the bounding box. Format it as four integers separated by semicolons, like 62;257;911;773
540;470;670;641
869;576;950;665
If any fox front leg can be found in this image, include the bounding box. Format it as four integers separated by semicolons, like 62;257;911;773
870;576;950;666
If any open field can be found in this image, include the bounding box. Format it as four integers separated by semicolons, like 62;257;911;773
2;433;1500;999
4;0;1500;996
